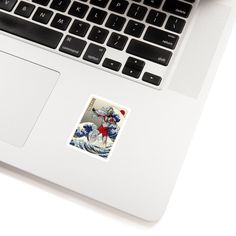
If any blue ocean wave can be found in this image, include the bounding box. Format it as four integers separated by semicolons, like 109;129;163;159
70;139;111;158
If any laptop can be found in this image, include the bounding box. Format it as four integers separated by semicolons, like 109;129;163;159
0;0;234;221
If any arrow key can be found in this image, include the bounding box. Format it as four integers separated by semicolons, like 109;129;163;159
122;66;141;78
122;56;145;78
142;72;162;86
102;58;121;71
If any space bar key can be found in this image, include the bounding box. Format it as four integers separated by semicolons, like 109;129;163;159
126;39;172;66
0;11;63;49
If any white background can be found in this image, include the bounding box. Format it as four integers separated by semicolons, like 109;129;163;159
1;22;236;236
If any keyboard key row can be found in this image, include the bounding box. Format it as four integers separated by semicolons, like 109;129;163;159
101;57;162;87
0;9;173;66
4;0;187;39
0;11;165;87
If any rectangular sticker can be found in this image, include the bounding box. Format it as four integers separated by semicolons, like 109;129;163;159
69;96;129;159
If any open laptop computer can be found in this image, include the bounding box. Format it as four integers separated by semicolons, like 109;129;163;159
0;0;234;221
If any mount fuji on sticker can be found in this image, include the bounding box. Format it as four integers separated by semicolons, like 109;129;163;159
69;96;129;159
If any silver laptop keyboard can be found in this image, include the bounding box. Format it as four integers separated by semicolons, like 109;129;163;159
0;0;196;88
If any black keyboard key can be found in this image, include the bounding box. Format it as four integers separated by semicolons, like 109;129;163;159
127;3;147;21
0;11;63;48
51;13;71;31
50;0;71;12
0;0;17;11
15;1;35;18
163;0;192;18
102;58;121;71
107;32;128;50
90;0;109;8
165;16;186;34
32;0;50;6
124;20;144;38
68;2;89;18
88;26;109;44
122;66;140;78
184;0;195;3
143;0;162;9
126;39;172;66
108;0;129;14
33;7;53;24
83;43;106;64
142;72;162;86
122;57;145;78
125;57;145;71
59;35;87;57
86;7;107;25
105;14;126;31
144;26;179;49
69;19;90;37
146;10;166;27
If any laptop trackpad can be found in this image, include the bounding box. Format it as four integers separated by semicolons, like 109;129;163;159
0;51;59;147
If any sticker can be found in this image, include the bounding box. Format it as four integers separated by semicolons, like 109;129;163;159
69;96;129;160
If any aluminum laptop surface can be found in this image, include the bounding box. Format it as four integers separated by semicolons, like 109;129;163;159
0;0;235;221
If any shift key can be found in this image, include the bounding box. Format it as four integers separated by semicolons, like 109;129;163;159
126;39;172;66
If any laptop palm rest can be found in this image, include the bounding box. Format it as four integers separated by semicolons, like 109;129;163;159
0;51;59;147
169;1;231;98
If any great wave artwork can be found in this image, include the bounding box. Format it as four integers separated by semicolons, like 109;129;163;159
70;96;128;159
